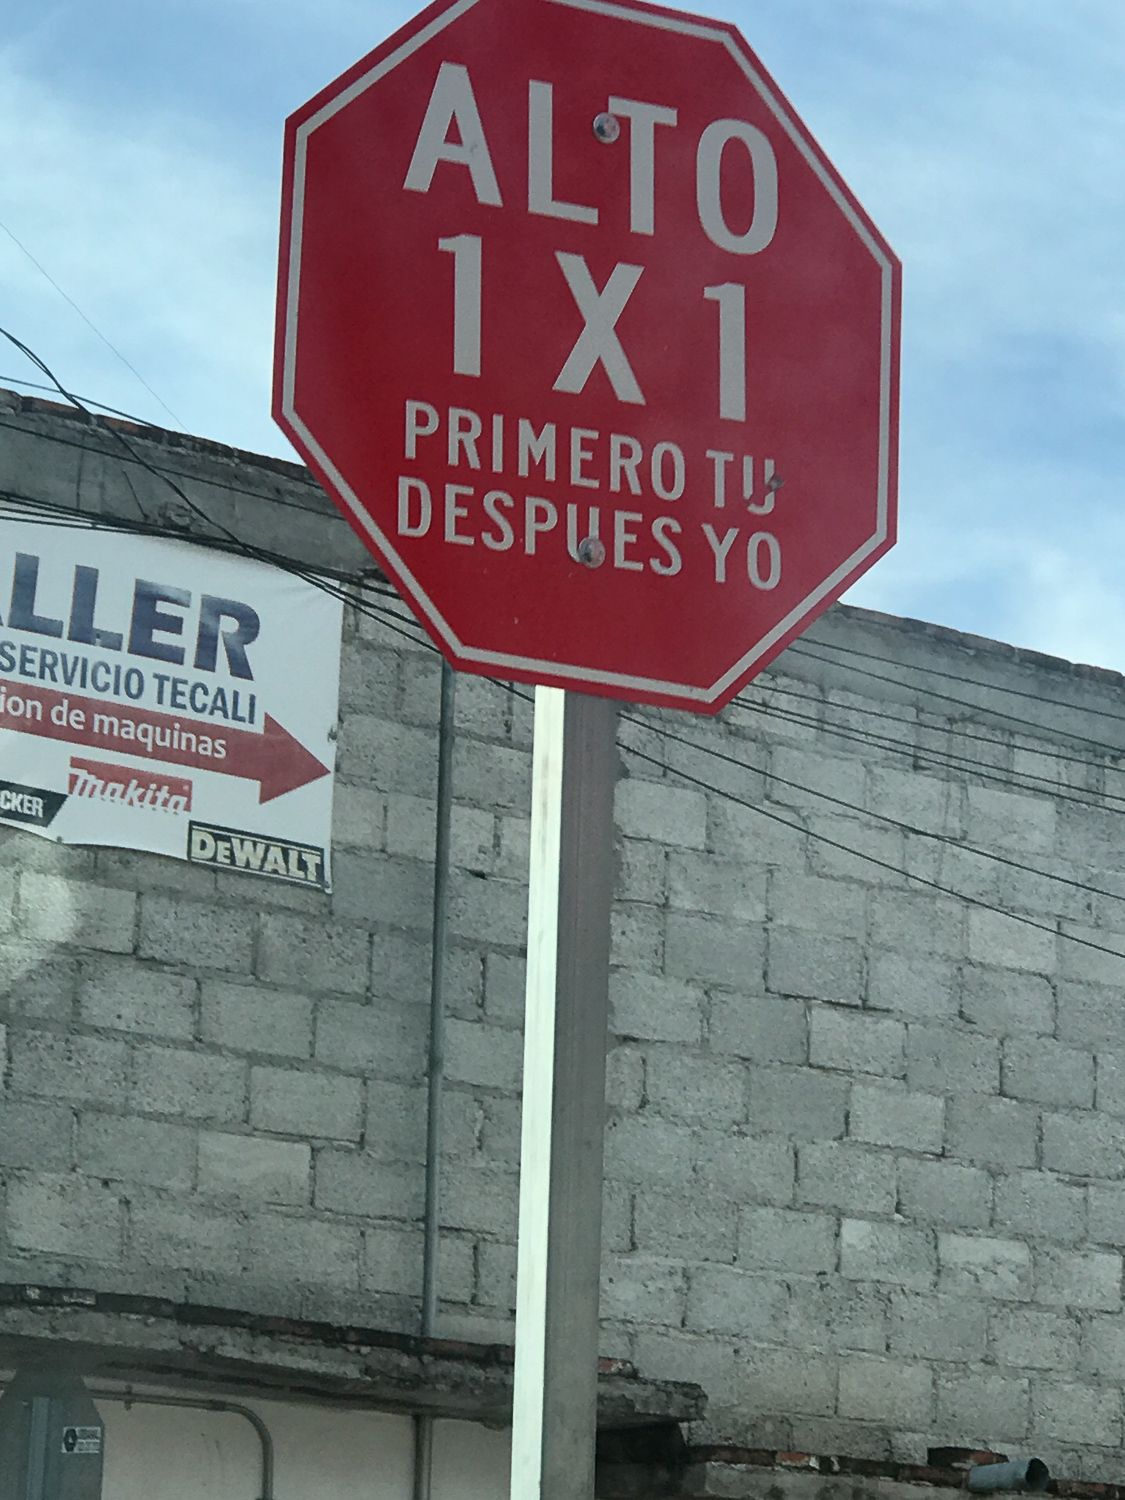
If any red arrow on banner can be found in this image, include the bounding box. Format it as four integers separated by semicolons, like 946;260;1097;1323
0;682;330;803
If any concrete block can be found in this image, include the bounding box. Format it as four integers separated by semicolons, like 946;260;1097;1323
646;1051;746;1128
611;902;665;972
77;1113;196;1190
708;992;806;1064
945;1097;1037;1170
200;980;313;1057
889;1292;987;1361
138;895;253;972
767;869;866;938
960;965;1054;1036
684;1265;787;1338
605;1045;645;1113
850;1083;944;1153
787;1281;887;1353
867;951;959;1021
692;1130;795;1206
897;1158;992;1230
1043;1112;1125;1178
314;998;427;1081
1035;1248;1121;1311
198;1131;310;1205
315;1150;421;1219
369;930;430;1008
250;1066;363;1141
906;1023;999;1095
632;1328;740;1409
337;715;437;793
476;1239;517;1310
809;1007;904;1077
330;850;433;930
615;777;707;849
1081;1312;1125;1378
452;739;531;814
939;1234;1032;1302
484;952;525;1024
248;1212;361;1291
740;1208;837;1275
841;1219;935;1290
991;1307;1080;1371
993;1173;1086;1244
1002;1037;1094;1109
664;912;763;990
797;1141;896;1215
936;1371;1029;1442
447;871;527;948
20;872;135;953
1095;1051;1125;1117
616;836;666;903
7;1172;121;1263
868;767;961;837
330;782;386;850
604;1114;694;1190
610;971;703;1044
966;785;1055;854
258;915;370;993
1058;925;1125;987
770;746;865;813
132;1046;247;1123
364;1224;473;1301
740;1346;837;1418
669;852;767;922
968;908;1055;975
10;1031;129;1106
1057;981;1125;1051
748;1067;848;1140
1032;1379;1122;1448
838;1356;933;1427
79;958;196;1040
439;1162;518;1238
602;1257;687;1327
127;1195;247;1275
769;930;863;1007
0;944;79;1020
807;815;904;887
0;1100;73;1171
365;1080;427;1163
444;1018;523;1092
708;796;806;868
1089;1185;1125;1246
634;1189;737;1262
869;890;965;959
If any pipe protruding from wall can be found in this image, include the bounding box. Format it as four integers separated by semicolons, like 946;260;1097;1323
968;1459;1050;1492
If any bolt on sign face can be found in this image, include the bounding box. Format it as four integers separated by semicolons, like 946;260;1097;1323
274;0;900;713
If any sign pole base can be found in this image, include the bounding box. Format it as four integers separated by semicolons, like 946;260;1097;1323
511;686;618;1500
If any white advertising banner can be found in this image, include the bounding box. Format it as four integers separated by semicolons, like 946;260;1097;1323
0;517;342;890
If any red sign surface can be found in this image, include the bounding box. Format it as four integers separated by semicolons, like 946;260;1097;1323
274;0;900;712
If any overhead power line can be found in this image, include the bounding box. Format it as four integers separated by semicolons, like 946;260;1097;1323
0;217;184;428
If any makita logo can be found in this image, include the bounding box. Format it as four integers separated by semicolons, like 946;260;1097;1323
68;756;192;814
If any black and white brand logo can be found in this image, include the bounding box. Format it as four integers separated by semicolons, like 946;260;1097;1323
188;821;328;890
0;779;66;827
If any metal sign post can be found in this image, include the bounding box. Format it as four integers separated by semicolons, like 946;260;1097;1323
511;686;618;1500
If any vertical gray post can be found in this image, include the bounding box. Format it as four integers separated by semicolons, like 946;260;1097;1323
511;686;619;1500
413;658;457;1500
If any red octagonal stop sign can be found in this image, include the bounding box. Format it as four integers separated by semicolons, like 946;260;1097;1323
274;0;900;713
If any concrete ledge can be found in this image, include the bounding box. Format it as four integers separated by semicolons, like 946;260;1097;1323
0;1284;704;1427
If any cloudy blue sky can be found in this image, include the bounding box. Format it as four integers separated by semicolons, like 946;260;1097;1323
0;0;1122;671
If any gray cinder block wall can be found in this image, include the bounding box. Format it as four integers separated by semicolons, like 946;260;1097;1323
3;395;1125;1477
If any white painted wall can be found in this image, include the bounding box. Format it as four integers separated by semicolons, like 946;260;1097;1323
95;1393;510;1500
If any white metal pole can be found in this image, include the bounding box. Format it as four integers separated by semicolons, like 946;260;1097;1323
511;683;566;1500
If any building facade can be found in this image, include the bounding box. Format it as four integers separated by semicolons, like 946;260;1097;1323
2;391;1125;1494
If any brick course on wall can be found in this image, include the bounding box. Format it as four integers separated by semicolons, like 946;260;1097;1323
4;394;1125;1477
